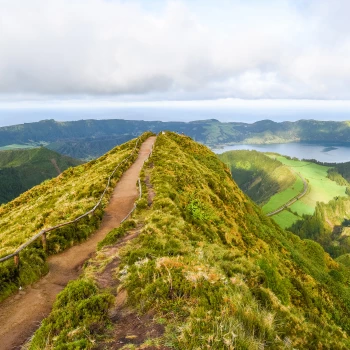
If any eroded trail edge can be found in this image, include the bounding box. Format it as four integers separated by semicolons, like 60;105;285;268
0;136;156;350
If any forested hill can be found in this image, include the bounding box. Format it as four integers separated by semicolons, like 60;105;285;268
0;147;81;204
1;118;350;159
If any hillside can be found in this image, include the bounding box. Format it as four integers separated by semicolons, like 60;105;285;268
1;118;350;159
218;150;296;205
0;147;82;204
290;197;350;258
222;150;348;229
20;133;350;349
271;156;348;228
0;133;152;301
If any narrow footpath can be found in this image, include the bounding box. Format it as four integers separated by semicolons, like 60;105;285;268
266;171;308;217
0;136;156;350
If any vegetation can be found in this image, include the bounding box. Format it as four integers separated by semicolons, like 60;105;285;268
28;278;114;349
290;197;350;258
218;150;296;205
0;147;82;204
219;150;348;229
304;159;350;184
117;133;350;348
262;175;304;214
17;132;350;348
276;156;347;217
0;132;152;301
1;118;350;159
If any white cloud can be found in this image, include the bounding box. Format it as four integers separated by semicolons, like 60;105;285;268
0;0;350;100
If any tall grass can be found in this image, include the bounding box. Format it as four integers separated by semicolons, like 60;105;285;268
0;132;153;301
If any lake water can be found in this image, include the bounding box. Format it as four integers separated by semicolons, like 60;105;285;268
212;143;350;163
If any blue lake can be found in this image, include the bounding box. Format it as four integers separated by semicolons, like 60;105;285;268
212;143;350;163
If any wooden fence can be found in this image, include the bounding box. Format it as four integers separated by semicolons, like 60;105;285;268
0;136;146;267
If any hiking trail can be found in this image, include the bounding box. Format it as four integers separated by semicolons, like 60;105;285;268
0;136;156;350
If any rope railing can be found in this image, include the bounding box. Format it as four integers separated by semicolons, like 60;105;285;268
119;141;154;224
0;135;145;265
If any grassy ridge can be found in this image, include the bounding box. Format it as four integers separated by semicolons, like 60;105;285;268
0;147;82;204
0;132;152;301
28;132;350;349
118;133;350;348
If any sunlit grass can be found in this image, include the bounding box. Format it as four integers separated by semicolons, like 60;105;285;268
262;176;303;213
0;133;152;300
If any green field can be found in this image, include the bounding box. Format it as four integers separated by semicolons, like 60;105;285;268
272;210;301;229
266;156;348;228
262;176;303;213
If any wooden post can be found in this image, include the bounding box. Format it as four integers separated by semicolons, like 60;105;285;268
41;232;47;252
14;254;20;268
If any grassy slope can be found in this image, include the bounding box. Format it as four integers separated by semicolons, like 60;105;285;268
0;147;82;204
277;157;347;213
262;176;304;213
30;133;350;349
218;150;296;206
267;156;347;228
0;133;152;301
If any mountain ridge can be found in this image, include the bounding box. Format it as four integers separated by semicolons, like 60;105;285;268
11;132;350;349
1;118;350;159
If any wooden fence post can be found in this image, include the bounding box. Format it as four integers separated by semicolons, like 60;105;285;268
41;232;47;252
14;254;20;268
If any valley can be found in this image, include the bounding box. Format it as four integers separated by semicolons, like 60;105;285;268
270;156;348;228
0;147;82;204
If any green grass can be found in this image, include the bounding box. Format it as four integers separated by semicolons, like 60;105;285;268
289;199;314;216
272;210;302;229
262;176;303;213
262;156;348;228
28;279;114;349
277;157;347;213
0;132;153;301
117;133;350;348
24;132;350;349
0;147;82;204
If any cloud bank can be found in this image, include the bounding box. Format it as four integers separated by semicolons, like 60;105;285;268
0;0;350;101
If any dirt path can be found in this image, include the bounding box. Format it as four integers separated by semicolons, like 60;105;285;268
266;171;308;217
0;136;156;350
50;158;62;175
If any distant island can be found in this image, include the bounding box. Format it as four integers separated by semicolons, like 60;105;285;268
322;146;338;152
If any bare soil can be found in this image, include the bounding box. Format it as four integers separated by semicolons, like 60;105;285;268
0;136;156;350
50;158;62;175
93;158;169;350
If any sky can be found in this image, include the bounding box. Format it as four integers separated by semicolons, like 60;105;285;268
0;0;350;125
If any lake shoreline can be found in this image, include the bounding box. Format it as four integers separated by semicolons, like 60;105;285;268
212;142;350;164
